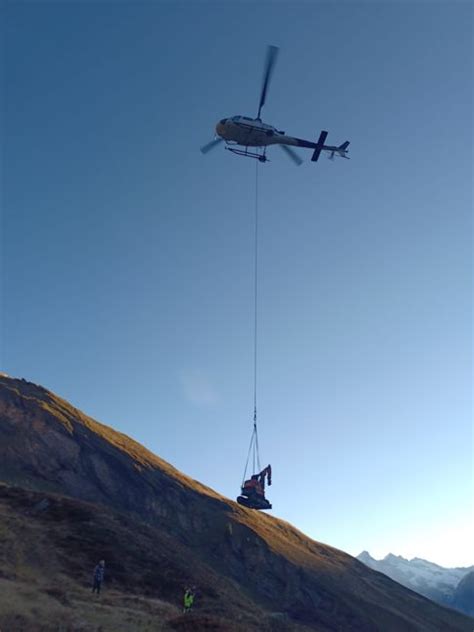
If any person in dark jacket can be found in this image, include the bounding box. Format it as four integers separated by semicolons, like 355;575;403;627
92;560;105;595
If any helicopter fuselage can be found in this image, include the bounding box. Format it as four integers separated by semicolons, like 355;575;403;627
216;116;314;149
201;45;350;164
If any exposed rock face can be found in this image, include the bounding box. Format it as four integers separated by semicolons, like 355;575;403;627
0;375;473;631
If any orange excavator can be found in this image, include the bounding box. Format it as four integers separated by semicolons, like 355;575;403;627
237;464;272;510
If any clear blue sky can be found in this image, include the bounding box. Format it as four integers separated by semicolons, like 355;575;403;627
3;1;472;567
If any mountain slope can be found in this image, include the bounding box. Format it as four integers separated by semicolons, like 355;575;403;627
0;483;289;631
453;572;474;617
0;374;472;631
357;551;474;616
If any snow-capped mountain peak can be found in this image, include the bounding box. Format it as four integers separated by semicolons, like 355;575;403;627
357;551;474;616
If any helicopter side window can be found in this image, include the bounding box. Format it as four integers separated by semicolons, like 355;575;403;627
232;116;240;122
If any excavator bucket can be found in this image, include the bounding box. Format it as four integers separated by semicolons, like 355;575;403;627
237;494;272;511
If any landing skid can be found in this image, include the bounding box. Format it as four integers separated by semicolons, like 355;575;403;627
226;146;268;162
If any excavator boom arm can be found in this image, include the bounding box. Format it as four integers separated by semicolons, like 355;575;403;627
259;464;272;487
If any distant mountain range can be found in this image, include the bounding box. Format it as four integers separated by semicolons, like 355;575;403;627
357;551;474;616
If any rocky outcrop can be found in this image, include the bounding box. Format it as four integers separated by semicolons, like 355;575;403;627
0;375;473;631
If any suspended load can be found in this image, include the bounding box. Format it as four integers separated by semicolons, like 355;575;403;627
232;133;274;511
236;412;272;511
237;464;272;511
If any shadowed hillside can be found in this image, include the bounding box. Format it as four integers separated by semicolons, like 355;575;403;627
0;484;298;631
0;374;472;631
453;572;474;617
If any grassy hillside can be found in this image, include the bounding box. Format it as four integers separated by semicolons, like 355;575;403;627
0;484;309;632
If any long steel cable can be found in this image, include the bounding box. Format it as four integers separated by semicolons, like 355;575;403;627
253;161;261;475
241;161;261;486
253;160;259;432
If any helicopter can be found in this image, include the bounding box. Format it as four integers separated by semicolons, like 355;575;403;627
200;45;350;165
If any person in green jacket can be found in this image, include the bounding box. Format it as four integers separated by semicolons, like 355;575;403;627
183;587;195;613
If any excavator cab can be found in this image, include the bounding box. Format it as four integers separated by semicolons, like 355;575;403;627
237;464;272;510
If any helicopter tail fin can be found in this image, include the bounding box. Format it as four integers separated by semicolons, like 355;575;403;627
336;141;350;159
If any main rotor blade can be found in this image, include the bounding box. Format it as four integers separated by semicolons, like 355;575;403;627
200;138;224;154
257;45;279;120
280;144;303;166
